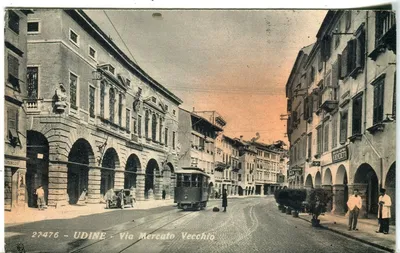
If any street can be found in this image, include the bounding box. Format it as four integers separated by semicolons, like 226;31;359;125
5;196;387;253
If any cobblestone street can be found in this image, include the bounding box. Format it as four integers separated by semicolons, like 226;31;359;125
5;197;389;253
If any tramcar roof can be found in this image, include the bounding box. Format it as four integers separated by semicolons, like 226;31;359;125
175;167;210;177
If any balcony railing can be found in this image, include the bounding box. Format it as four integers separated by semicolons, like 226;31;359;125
320;87;338;113
24;99;42;114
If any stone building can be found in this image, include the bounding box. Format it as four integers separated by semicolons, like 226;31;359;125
286;10;396;222
4;9;33;211
177;108;223;195
22;9;182;208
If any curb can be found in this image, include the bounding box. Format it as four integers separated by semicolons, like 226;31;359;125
297;216;394;253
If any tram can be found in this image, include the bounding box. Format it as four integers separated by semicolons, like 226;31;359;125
174;167;210;210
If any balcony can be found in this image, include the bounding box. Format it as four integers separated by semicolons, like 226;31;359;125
215;161;230;172
24;99;42;114
320;87;338;113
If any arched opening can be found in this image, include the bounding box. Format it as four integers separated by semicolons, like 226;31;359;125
354;163;379;216
385;162;396;224
125;154;140;189
162;162;173;199
145;159;159;199
238;186;243;196
334;165;348;213
26;131;49;208
323;168;333;185
305;174;313;189
67;139;93;204
315;171;322;188
100;148;119;196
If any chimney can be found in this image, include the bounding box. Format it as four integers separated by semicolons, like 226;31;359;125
240;135;243;141
193;107;195;112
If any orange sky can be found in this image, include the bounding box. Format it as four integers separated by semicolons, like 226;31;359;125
86;9;327;144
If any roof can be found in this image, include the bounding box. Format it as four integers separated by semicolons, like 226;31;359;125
179;108;223;132
66;10;183;105
175;167;211;178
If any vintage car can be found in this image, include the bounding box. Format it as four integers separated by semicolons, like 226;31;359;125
106;189;135;209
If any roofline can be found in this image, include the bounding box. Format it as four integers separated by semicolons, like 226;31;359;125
66;9;183;105
190;112;223;132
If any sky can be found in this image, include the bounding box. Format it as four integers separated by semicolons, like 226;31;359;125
85;9;327;144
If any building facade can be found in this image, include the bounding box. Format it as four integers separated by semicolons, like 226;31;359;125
286;10;396;222
4;9;32;211
20;9;182;208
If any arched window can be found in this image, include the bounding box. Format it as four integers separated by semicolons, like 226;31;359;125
109;88;115;122
118;93;123;126
100;81;105;117
152;114;157;141
145;110;149;138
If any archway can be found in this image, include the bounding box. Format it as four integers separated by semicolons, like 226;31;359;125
322;168;333;211
315;171;322;188
334;165;348;214
100;148;119;196
385;162;396;224
323;168;333;185
67;139;93;204
305;174;313;189
125;154;141;190
145;159;159;199
26;131;49;208
238;186;243;196
162;162;174;199
354;163;379;216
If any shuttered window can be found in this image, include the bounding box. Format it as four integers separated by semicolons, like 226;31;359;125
317;126;323;154
7;107;19;139
345;11;352;31
323;123;329;152
307;133;312;159
352;94;363;135
340;46;348;79
373;77;385;124
8;54;19;87
332;115;338;148
339;111;348;144
8;11;19;34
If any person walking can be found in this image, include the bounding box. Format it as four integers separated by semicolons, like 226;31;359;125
222;189;228;212
35;185;45;210
377;188;392;234
105;188;114;209
347;189;362;231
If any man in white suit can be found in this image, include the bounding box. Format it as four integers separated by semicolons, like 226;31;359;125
347;189;362;231
377;188;392;234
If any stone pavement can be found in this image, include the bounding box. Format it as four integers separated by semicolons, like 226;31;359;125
298;212;396;252
4;199;175;226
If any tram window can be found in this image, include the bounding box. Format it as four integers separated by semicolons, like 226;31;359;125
192;174;199;187
177;174;183;187
183;175;191;187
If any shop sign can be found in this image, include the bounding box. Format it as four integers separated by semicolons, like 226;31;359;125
332;146;348;163
311;161;320;167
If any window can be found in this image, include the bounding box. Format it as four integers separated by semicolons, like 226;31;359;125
109;88;115;122
332;115;338;148
375;11;396;47
151;97;157;103
165;128;168;146
334;20;341;48
172;131;176;149
89;46;97;59
317;126;323;154
69;29;79;46
89;86;95;118
151;114;157;141
307;133;312;159
339;111;348;144
118;94;123;126
69;73;78;109
27;67;39;98
8;54;19;88
173;109;176;116
321;35;332;61
341;29;365;79
27;21;39;33
238;174;241;181
159;119;163;143
8;11;19;34
372;77;385;124
7;107;19;141
126;79;131;88
100;81;105;117
352;94;363;135
138;115;142;136
145;111;149;138
393;72;396;118
165;104;169;111
126;109;131;132
133;118;137;134
345;11;352;31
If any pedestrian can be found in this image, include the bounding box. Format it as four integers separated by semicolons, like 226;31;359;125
222;189;228;212
347;189;362;231
376;188;392;234
35;185;45;210
162;189;166;200
105;188;114;209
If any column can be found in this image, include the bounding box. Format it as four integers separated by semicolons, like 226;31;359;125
322;184;333;212
332;184;345;215
348;183;368;218
114;168;124;189
88;168;101;203
48;162;68;207
261;185;264;196
154;175;163;200
136;173;145;201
